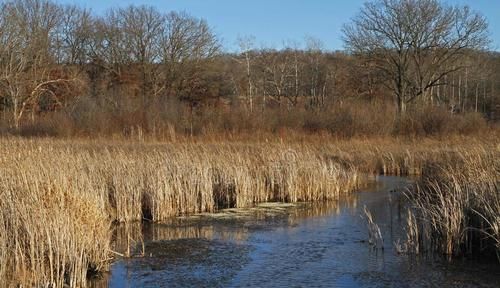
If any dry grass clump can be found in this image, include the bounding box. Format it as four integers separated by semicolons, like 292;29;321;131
102;143;359;221
402;148;500;259
0;137;360;287
315;138;467;176
363;206;384;249
0;152;111;287
393;106;489;137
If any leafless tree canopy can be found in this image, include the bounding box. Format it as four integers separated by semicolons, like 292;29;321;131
343;0;489;114
0;0;498;136
0;0;222;128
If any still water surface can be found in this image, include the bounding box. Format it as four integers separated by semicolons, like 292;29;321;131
92;176;499;288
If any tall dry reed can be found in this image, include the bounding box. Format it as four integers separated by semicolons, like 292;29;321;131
402;148;500;259
0;137;360;287
1;136;496;286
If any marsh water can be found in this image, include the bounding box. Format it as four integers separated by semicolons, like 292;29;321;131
91;176;500;288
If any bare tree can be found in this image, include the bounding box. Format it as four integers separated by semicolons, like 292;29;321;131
259;49;294;107
91;6;165;105
237;35;256;111
284;39;303;107
305;36;325;107
119;5;164;105
55;5;93;65
0;0;80;128
91;9;129;85
343;0;489;115
161;11;220;101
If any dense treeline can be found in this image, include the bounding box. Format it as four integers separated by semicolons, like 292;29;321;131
0;0;499;138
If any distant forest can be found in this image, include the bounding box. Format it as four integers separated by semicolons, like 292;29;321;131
0;0;499;138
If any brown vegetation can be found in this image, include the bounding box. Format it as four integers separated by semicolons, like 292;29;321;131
0;0;499;286
402;148;500;259
0;100;494;140
0;0;499;137
0;137;361;287
0;136;498;286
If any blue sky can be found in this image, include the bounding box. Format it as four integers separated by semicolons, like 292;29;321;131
58;0;500;52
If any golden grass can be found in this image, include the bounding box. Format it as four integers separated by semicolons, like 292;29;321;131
0;144;111;287
403;147;500;258
0;136;497;286
363;206;384;248
0;137;359;287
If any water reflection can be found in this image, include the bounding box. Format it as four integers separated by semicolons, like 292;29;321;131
92;176;500;288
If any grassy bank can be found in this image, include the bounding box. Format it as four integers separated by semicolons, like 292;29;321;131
0;136;498;286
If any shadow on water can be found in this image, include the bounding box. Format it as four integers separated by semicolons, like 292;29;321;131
91;176;500;288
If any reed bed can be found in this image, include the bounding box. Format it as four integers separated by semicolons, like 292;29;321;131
402;148;500;259
0;137;359;287
0;136;497;286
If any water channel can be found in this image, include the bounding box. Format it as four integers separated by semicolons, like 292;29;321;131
91;176;500;287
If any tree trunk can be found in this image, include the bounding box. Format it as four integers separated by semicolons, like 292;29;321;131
458;74;462;110
400;100;407;115
396;93;407;118
464;67;468;111
13;98;19;129
475;83;479;112
245;51;253;112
